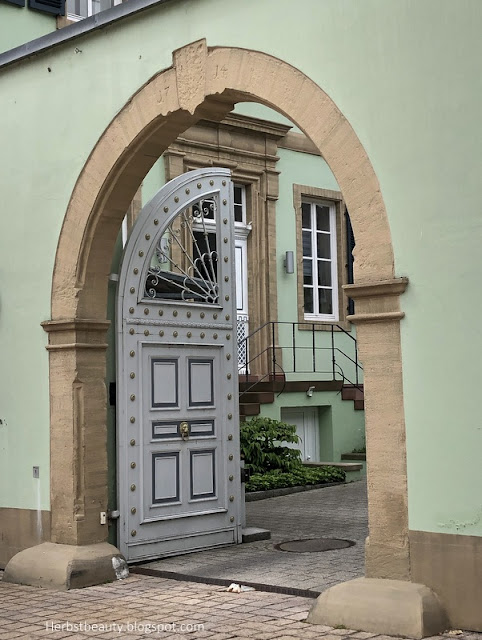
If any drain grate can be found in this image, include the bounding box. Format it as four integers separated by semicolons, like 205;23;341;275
275;538;355;553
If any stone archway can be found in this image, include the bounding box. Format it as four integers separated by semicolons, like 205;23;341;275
26;41;419;622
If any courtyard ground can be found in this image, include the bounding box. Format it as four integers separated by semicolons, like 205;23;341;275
142;481;367;593
1;482;481;640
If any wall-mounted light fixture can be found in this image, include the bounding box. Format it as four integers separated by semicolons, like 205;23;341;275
284;250;295;274
306;386;315;398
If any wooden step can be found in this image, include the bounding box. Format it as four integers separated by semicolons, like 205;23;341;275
238;374;264;384
239;403;260;416
238;376;284;392
341;384;364;401
238;379;343;393
239;391;275;404
341;384;365;410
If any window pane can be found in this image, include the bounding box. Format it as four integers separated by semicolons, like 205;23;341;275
92;0;114;12
302;202;311;229
67;0;88;15
316;205;330;232
302;230;312;257
304;287;314;314
303;259;313;285
234;185;243;206
234;204;243;223
316;233;331;259
318;289;333;315
193;231;218;279
317;260;332;286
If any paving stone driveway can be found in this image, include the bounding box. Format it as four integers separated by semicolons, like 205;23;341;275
1;572;482;640
1;482;482;639
143;481;368;593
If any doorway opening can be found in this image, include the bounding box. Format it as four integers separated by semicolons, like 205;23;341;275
47;41;408;593
109;101;368;590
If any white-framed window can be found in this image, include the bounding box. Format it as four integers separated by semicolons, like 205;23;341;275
302;199;339;321
190;183;249;278
65;0;120;20
191;182;246;227
233;183;247;225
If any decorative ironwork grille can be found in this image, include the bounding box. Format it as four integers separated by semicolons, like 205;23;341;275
145;198;219;304
237;314;249;372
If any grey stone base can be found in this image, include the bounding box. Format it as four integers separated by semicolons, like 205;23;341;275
306;578;448;639
241;527;271;542
3;542;128;590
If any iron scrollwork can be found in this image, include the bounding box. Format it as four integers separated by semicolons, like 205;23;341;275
145;197;219;304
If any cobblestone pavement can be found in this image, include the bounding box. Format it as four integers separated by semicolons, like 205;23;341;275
1;482;482;639
1;572;482;640
143;481;368;592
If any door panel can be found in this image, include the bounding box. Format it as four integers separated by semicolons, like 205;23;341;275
152;453;179;504
281;407;319;462
190;449;216;498
139;344;225;523
117;169;241;562
151;359;178;407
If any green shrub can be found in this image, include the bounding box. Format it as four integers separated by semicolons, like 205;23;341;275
246;466;345;492
240;416;346;492
240;417;302;474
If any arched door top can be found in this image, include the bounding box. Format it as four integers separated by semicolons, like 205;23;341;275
52;39;394;321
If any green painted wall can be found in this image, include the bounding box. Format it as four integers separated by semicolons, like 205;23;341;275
256;391;365;464
0;0;481;536
142;157;165;204
0;5;56;54
233;102;300;133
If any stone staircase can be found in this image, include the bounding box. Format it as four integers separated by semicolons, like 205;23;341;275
341;384;365;411
239;378;364;418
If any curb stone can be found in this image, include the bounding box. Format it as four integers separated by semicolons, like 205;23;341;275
245;481;345;502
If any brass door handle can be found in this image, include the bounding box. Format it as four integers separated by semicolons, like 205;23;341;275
180;422;189;440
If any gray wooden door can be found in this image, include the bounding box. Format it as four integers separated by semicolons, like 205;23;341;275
117;168;241;562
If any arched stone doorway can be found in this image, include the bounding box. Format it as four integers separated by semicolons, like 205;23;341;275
7;39;436;634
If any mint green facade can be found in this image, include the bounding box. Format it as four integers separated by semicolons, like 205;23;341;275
0;0;481;547
0;4;55;53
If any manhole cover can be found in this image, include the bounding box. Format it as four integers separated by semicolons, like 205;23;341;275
275;538;355;553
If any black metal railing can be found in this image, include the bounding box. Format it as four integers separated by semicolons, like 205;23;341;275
237;321;363;398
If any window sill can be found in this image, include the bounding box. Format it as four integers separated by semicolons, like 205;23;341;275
300;319;352;332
